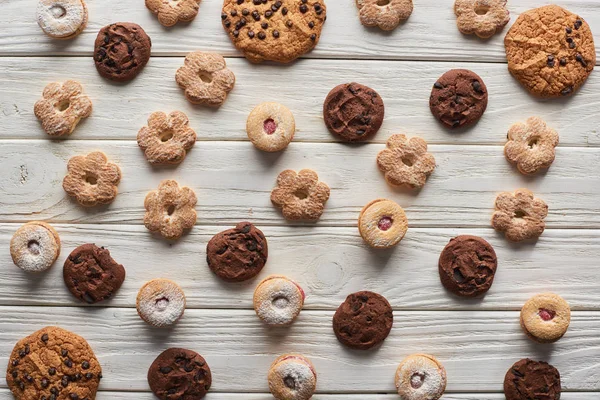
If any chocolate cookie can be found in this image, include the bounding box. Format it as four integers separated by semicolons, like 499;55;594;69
504;359;561;400
63;243;126;304
323;82;385;142
505;5;596;98
221;0;327;63
94;22;152;82
148;348;212;399
206;222;268;282
332;291;393;350
438;235;497;297
6;326;102;400
429;69;488;129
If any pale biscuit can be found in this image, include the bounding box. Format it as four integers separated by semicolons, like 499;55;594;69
358;199;408;249
268;354;317;400
34;80;92;137
10;222;61;273
356;0;413;31
454;0;510;39
175;52;235;106
144;180;197;240
136;279;186;327
62;151;121;207
247;102;295;152
146;0;201;27
491;189;548;241
137;111;197;165
505;117;559;175
377;134;436;189
395;354;446;400
36;0;88;39
271;169;330;221
520;293;571;343
253;275;305;326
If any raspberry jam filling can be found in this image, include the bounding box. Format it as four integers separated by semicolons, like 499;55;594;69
410;372;425;389
538;308;556;321
263;118;277;135
378;216;393;231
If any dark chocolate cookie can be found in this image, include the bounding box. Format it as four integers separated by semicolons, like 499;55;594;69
94;22;152;82
438;235;497;297
323;82;385;142
148;348;212;399
332;291;393;350
429;69;488;129
504;359;561;400
63;244;126;304
206;222;268;282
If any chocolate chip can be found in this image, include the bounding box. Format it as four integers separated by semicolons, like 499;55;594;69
49;368;56;376
42;378;49;388
253;0;261;4
41;333;49;343
299;4;308;13
160;366;173;374
25;345;30;354
12;360;18;367
61;376;69;387
258;31;266;40
560;58;567;66
242;9;249;16
11;370;17;378
25;374;33;382
576;53;588;67
273;30;280;38
85;373;94;380
281;7;288;15
61;349;68;357
310;33;316;41
70;394;79;400
575;19;582;29
286;20;293;27
309;21;315;28
566;37;573;43
221;13;227;20
315;4;323;14
561;86;573;96
18;381;24;390
98;373;103;379
237;0;244;4
271;4;278;11
224;20;231;27
233;30;239;37
570;42;576;49
566;27;572;34
248;30;255;38
261;22;268;29
252;10;260;21
472;80;484;93
51;387;59;395
64;358;73;368
82;361;90;369
265;10;273;17
547;55;555;67
230;9;237;15
433;82;443;89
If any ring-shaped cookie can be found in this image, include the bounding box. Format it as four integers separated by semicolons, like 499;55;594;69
253;275;305;326
10;222;61;273
520;293;571;343
247;102;296;152
268;354;317;400
358;199;408;249
136;279;186;327
37;0;88;39
395;354;447;400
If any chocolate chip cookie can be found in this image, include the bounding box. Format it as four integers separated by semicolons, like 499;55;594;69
6;326;102;400
63;243;126;304
221;0;327;63
504;359;561;400
148;348;212;399
323;82;385;142
206;222;268;282
429;69;488;129
438;235;497;297
332;291;393;350
505;5;596;98
94;22;152;82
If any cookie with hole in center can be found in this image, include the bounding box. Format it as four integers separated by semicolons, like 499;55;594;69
10;221;61;273
221;0;327;63
148;348;211;399
268;354;317;400
395;354;446;400
37;0;88;39
504;359;561;400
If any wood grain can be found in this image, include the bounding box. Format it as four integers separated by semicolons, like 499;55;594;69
0;308;599;393
1;224;599;310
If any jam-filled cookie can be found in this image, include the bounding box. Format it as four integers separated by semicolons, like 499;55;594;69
358;199;408;249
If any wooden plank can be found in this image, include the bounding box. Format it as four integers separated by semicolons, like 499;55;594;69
0;308;598;393
1;224;599;310
1;0;599;63
0;140;598;228
2;58;600;146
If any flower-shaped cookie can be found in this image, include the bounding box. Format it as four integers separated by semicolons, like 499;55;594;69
62;151;121;207
137;111;197;165
271;169;330;221
146;0;200;27
454;0;510;39
377;134;436;188
34;80;92;137
144;180;197;240
492;189;548;242
175;52;235;107
505;117;559;175
356;0;413;31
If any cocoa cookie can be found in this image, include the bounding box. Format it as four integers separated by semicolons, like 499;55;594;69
63;243;126;304
333;291;393;350
206;222;268;282
148;348;212;399
505;5;596;98
438;235;497;297
429;69;488;129
323;82;385;142
504;359;561;400
94;22;152;82
221;0;327;63
6;326;102;400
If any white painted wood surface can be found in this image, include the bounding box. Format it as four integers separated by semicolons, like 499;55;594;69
1;0;600;398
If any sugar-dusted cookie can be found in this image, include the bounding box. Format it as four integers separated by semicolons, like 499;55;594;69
137;111;197;165
148;348;211;399
323;82;385;142
271;169;330;221
94;22;152;82
144;180;197;240
176;52;236;106
10;221;61;273
491;189;548;242
254;275;305;326
504;359;561;400
34;80;92;137
395;354;446;400
505;117;559;175
137;279;186;327
454;0;510;39
356;0;413;31
146;0;201;27
520;293;571;343
62;151;121;207
221;0;327;63
268;354;316;400
377;134;436;188
358;199;408;249
37;0;88;39
505;5;596;98
247;102;296;152
6;326;102;400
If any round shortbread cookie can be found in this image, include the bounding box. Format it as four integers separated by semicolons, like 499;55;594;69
136;279;186;327
358;199;408;249
268;354;317;400
10;221;61;273
395;354;446;400
520;293;571;343
247;102;296;152
37;0;88;39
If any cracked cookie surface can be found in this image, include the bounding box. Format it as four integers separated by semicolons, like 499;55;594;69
148;348;211;399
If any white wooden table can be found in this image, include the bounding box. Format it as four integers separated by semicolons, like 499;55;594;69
1;0;600;398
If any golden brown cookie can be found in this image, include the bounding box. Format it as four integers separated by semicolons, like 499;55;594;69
137;111;197;165
395;354;446;400
247;102;296;152
176;52;236;106
62;151;121;207
6;326;102;400
221;0;327;63
36;0;88;39
377;134;436;189
356;0;413;31
34;80;92;137
358;199;408;249
505;117;559;175
520;293;571;343
253;275;305;326
268;354;317;400
505;5;596;98
271;169;330;221
146;0;201;27
10;221;61;273
454;0;510;39
144;180;197;240
491;189;548;242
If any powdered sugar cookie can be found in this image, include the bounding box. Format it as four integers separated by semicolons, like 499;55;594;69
62;151;121;207
253;275;305;326
146;0;201;27
10;221;61;273
137;111;197;165
377;134;436;189
491;189;548;241
395;354;447;400
454;0;510;39
505;117;559;175
136;279;186;327
358;199;408;249
176;52;235;106
356;0;413;31
247;102;295;152
271;169;330;221
144;180;197;240
520;293;571;343
37;0;88;39
268;354;317;400
34;80;92;137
